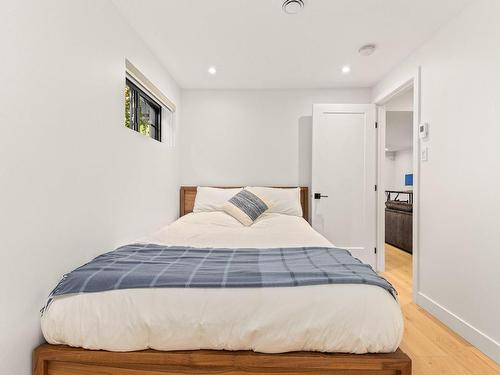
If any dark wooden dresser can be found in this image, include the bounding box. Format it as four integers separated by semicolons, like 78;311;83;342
385;192;413;253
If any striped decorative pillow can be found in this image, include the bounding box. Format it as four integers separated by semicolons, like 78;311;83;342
223;189;269;226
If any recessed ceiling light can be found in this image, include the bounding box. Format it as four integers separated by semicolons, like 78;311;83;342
208;66;217;75
282;0;305;14
341;65;351;74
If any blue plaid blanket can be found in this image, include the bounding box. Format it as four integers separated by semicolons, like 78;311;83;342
49;244;396;299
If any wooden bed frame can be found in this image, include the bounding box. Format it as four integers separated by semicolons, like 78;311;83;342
34;344;411;375
33;186;411;375
180;186;310;222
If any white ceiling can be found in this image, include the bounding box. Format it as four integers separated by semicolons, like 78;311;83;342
112;0;472;89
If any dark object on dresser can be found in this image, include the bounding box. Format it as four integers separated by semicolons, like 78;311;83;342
385;200;413;253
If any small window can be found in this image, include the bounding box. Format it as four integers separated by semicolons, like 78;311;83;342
125;78;162;141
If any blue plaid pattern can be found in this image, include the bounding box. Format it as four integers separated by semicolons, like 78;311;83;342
49;244;396;298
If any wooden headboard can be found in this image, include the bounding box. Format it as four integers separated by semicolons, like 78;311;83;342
180;186;309;223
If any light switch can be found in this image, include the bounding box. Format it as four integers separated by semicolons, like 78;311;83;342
421;147;428;162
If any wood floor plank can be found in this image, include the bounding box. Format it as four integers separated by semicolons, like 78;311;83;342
382;244;500;375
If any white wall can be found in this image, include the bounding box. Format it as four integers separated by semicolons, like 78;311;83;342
384;89;414;111
0;1;181;374
385;149;413;191
373;0;500;363
180;89;371;187
386;111;413;151
384;110;413;191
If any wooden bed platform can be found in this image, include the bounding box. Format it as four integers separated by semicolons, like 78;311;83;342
33;344;411;375
180;186;310;222
33;186;411;374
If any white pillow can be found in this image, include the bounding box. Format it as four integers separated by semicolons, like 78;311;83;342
246;187;303;217
193;187;243;213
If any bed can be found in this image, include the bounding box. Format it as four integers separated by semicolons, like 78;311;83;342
34;186;411;375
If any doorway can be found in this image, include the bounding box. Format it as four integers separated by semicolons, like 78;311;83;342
384;88;414;253
383;89;414;297
375;71;420;302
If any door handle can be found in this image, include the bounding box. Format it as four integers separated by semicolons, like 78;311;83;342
314;193;329;200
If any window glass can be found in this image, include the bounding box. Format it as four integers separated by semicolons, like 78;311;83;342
124;78;163;142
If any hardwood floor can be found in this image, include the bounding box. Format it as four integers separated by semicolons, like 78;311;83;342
382;244;500;375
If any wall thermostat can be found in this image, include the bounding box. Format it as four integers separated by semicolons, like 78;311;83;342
419;122;429;139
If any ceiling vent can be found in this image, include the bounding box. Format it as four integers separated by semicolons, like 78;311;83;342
358;44;377;56
282;0;305;14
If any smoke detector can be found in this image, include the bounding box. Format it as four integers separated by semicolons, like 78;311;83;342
282;0;305;14
358;44;377;56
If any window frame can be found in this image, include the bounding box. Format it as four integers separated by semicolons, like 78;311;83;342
125;77;162;142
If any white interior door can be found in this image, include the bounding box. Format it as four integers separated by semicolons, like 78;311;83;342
312;104;377;267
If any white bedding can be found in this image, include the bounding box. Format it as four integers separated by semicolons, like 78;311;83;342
42;212;403;353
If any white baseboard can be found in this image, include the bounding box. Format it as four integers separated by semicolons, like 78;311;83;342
417;292;500;364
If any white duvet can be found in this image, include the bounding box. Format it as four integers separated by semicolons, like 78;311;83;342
42;212;403;353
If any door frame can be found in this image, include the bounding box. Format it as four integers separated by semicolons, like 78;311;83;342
374;68;421;303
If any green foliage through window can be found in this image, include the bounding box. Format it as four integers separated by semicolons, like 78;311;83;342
125;85;131;129
124;78;161;141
